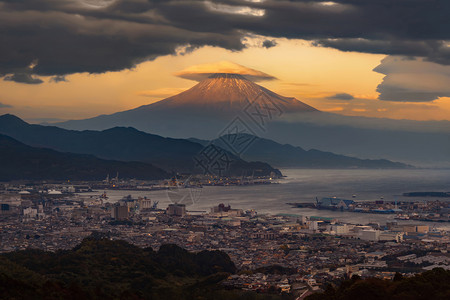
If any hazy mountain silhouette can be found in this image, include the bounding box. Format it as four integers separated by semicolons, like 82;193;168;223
190;134;410;169
0;114;281;177
52;73;450;167
0;133;169;181
0;114;411;171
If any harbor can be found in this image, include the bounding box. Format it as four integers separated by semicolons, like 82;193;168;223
288;196;450;223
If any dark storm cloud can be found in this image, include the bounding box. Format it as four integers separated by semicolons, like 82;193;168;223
49;75;68;83
328;93;354;101
4;73;44;84
262;40;277;49
1;0;450;83
0;0;245;83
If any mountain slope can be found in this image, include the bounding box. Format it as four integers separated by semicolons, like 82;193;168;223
192;134;411;169
147;73;317;113
53;73;318;135
0;114;281;177
51;73;450;166
1;238;248;300
0;134;169;181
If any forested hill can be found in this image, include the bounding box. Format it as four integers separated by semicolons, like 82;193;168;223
0;133;169;181
0;238;282;300
306;268;450;300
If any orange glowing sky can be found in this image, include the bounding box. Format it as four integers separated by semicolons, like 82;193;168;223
1;38;449;123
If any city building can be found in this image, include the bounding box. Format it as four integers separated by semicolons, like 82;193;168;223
167;203;186;217
360;230;380;241
112;205;129;220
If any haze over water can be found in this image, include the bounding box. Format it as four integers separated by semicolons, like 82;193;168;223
86;168;450;229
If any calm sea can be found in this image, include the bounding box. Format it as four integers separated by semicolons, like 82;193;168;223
82;169;450;229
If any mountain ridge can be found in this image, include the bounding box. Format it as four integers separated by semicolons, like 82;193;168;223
0;133;169;181
49;73;450;166
0;114;281;177
0;114;409;171
190;134;411;169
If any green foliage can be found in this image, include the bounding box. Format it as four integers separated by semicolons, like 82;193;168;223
0;238;252;299
393;272;403;282
306;268;450;300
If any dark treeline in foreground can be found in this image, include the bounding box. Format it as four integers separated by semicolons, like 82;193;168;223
0;237;285;300
1;238;449;300
306;268;450;300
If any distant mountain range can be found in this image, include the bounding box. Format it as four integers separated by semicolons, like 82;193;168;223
190;134;411;169
0;115;409;174
0;134;169;181
0;114;281;178
51;73;450;167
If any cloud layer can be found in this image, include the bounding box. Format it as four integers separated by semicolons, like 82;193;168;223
1;0;450;84
174;61;276;82
328;93;354;101
374;56;450;102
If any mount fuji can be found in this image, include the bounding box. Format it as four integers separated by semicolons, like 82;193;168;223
55;73;317;135
53;74;450;167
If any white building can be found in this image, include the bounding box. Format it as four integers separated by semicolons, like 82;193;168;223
379;231;404;243
309;221;319;231
328;224;349;235
360;230;380;241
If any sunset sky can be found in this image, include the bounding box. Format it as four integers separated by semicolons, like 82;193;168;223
1;0;450;123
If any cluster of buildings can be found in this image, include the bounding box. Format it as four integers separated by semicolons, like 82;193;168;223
1;188;450;296
290;197;450;222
